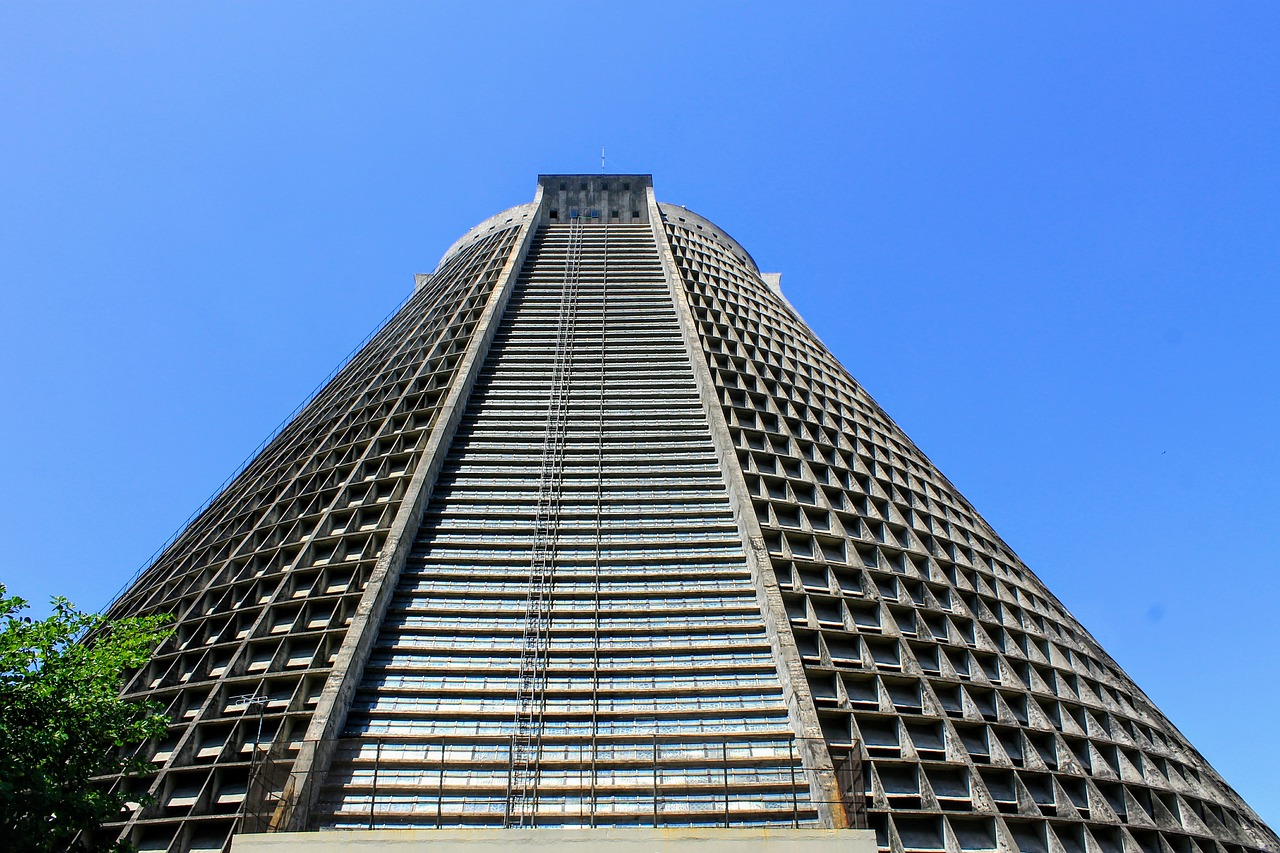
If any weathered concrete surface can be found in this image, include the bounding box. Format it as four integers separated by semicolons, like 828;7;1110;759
275;185;546;830
436;202;539;269
645;186;848;830
538;174;652;225
233;828;878;853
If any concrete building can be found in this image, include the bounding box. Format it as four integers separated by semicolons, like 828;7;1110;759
97;176;1276;853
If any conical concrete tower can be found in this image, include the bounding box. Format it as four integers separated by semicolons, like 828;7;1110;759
97;176;1277;853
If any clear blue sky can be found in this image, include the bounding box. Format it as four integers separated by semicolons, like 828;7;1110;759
2;1;1276;827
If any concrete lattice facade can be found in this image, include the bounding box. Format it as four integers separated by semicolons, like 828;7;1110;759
96;176;1277;853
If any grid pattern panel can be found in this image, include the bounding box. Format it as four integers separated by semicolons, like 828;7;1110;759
659;204;1278;853
317;223;810;829
97;224;526;853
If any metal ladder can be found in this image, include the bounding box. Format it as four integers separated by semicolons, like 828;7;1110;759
505;215;585;826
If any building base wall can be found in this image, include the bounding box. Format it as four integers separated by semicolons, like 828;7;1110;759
232;828;878;853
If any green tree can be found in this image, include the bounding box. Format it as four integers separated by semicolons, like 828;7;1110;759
0;585;173;853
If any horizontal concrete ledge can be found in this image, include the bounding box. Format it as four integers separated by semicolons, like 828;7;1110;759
232;827;878;853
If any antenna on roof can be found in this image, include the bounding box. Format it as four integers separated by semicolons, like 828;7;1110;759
601;146;606;174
